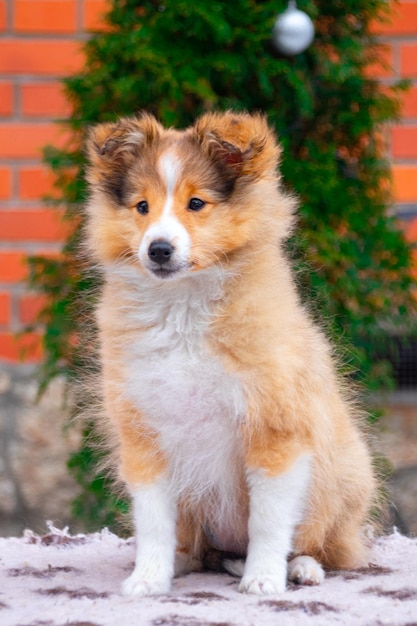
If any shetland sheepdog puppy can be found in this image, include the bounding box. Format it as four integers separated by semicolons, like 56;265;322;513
85;111;375;597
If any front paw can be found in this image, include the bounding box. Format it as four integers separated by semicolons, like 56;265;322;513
239;574;286;595
122;570;171;597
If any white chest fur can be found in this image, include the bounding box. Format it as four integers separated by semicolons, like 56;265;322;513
111;267;247;542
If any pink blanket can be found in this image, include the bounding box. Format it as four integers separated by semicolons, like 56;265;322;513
1;524;416;625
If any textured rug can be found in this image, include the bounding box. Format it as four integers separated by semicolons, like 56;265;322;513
1;524;416;626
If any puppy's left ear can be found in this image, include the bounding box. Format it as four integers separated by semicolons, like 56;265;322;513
192;111;281;184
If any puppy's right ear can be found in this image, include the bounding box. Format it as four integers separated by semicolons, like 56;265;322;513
86;114;163;185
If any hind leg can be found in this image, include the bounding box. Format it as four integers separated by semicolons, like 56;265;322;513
288;555;325;585
286;500;367;583
322;516;370;570
174;507;205;577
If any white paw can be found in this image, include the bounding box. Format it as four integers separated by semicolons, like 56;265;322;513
288;555;325;586
239;574;286;595
121;571;171;597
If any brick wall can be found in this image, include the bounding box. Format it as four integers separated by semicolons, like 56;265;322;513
0;0;108;361
373;1;417;231
0;0;416;363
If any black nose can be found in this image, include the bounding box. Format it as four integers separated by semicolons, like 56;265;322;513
148;240;174;265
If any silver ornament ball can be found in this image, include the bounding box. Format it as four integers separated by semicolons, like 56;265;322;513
272;1;315;56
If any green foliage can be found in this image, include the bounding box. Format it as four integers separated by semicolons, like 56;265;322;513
67;429;130;532
27;0;417;532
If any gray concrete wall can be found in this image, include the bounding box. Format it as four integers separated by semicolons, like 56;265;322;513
0;364;80;536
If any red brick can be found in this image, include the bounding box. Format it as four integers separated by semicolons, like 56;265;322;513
402;86;417;118
0;82;13;116
405;217;417;243
391;126;417;159
0;1;6;31
0;209;67;242
0;40;83;75
18;166;56;200
84;0;110;30
0;252;28;282
401;44;417;78
0;331;42;362
0;123;70;159
19;293;46;324
0;292;10;325
373;2;417;35
392;165;417;203
0;167;12;199
21;82;70;118
14;0;76;34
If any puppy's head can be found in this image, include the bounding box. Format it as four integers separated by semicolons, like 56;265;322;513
85;111;291;280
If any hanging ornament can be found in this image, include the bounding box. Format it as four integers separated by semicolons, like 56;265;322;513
272;1;315;56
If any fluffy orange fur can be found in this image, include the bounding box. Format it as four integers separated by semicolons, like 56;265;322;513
85;111;375;583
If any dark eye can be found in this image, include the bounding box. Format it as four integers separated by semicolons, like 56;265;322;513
136;200;149;215
188;197;206;212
